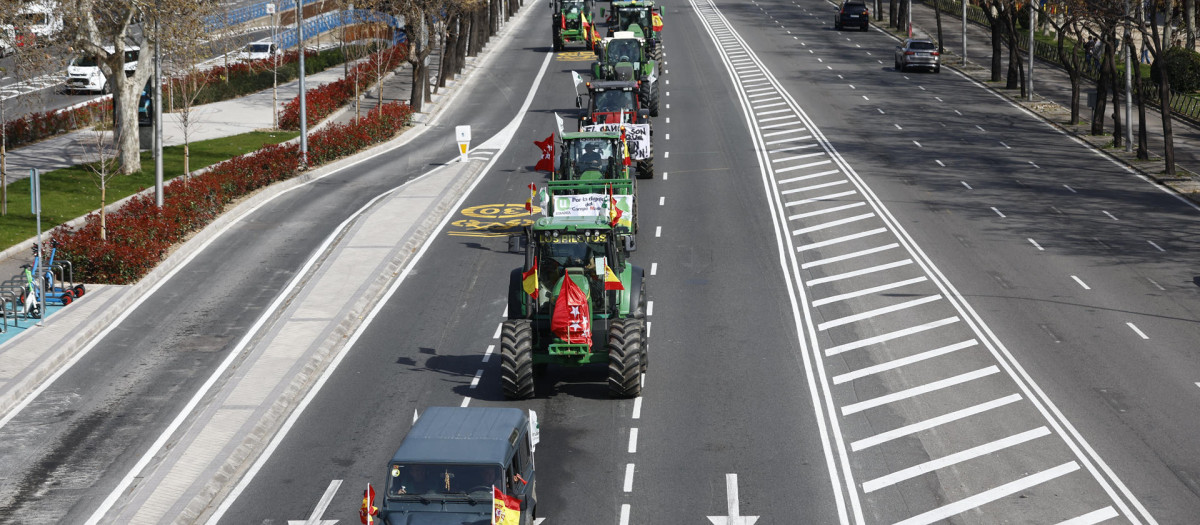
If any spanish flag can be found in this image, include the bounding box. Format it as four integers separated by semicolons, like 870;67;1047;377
604;263;624;290
521;259;538;299
525;182;537;214
620;126;631;166
359;483;378;524
608;184;623;228
492;487;522;525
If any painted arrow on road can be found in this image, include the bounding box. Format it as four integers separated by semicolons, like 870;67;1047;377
288;479;341;525
707;473;758;525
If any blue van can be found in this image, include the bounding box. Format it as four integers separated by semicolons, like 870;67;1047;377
380;407;539;524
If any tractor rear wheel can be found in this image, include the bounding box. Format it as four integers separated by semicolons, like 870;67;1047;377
647;81;660;117
500;320;535;399
607;318;644;398
636;157;653;179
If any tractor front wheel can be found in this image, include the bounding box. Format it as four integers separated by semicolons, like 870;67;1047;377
607;318;644;398
500;320;536;399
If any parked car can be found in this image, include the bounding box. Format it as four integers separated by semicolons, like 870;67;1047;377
834;1;869;31
234;40;280;63
66;46;139;94
895;38;940;73
138;80;153;127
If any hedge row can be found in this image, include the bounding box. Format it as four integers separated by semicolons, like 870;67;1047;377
2;99;113;150
280;45;407;130
52;101;415;284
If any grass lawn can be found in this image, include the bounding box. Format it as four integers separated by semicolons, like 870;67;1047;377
0;130;299;249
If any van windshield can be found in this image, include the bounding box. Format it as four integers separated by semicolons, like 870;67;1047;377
387;463;503;499
71;56;98;68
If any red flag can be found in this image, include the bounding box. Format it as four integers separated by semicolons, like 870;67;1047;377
534;134;554;172
550;273;591;348
525;182;536;214
360;483;378;524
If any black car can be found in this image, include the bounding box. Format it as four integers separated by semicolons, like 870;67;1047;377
834;1;870;31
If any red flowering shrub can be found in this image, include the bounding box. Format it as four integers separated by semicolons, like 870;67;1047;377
51;102;414;284
2;99;112;149
280;45;406;130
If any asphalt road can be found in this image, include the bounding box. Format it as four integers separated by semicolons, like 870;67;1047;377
4;0;1200;523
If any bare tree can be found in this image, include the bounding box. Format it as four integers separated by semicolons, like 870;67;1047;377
1140;0;1183;175
1046;0;1089;124
83;126;122;240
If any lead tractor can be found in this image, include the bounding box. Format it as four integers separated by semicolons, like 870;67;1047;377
551;0;596;50
503;216;648;399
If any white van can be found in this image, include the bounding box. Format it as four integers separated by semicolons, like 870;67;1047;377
0;1;62;55
66;46;139;94
234;40;280;63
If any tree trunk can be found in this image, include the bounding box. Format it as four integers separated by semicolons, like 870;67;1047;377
1136;68;1149;160
114;66;146;174
1158;66;1176;175
456;15;470;73
990;13;1003;81
935;1;944;53
490;0;500;36
1187;0;1196;51
1107;36;1122;148
889;0;897;28
1091;56;1109;135
440;15;460;88
100;185;107;240
410;60;425;111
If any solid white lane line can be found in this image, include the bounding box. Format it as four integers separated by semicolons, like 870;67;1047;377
765;135;814;145
782;188;859;204
834;339;977;384
801;243;900;269
632;397;643;419
1057;507;1120;525
773;152;826;163
647;301;654;316
806;259;913;286
776;159;833;173
650;262;657;275
851;394;1022;451
935;160;945;167
782;180;849;195
493;323;503;339
789;202;867;221
1126;322;1149;339
862;426;1052;493
991;207;1006;218
1063;184;1078;193
961;181;973;190
470;370;483;388
818;295;943;332
483;345;495;363
895;462;1080;525
793;213;876;235
1102;211;1119;220
771;144;822;155
628;428;638;453
655;226;662;237
796;227;885;251
1028;238;1045;251
620;504;630;525
1147;240;1165;252
1071;276;1091;290
825;316;959;356
841;365;999;415
623;463;635;492
812;276;928;308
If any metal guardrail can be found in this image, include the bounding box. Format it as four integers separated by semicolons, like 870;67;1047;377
272;9;406;50
203;0;324;32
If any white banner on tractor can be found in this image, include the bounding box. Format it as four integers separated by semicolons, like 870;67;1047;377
581;123;650;160
552;193;634;229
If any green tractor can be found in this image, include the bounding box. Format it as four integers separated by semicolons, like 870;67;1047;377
590;32;660;116
604;1;663;58
503;216;647;399
551;0;595;51
543;131;640;235
575;80;655;178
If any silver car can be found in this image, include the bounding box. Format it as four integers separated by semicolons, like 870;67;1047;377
895;39;940;73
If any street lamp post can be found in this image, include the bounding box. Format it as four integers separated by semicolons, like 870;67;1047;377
154;2;163;207
1028;0;1035;101
1124;0;1133;152
297;0;308;167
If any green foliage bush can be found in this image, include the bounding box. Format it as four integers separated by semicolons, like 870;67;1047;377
1151;47;1200;93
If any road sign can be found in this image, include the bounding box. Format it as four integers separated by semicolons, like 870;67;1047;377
706;473;759;525
266;2;275;13
455;125;471;163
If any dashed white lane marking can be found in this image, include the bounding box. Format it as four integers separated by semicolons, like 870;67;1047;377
851;394;1023;451
848;84;855;89
819;295;943;332
935;96;943;102
863;426;1053;493
1063;184;1077;193
1126;322;1149;339
655;226;662;237
1102;211;1119;220
623;463;635;492
806;259;914;286
666;133;671;140
1147;240;1165;252
666;117;670;123
862;95;869;100
650;262;658;275
1071;276;1091;290
482;345;494;363
1058;507;1121;525
460;397;471;407
842;365;1000;416
834;339;977;385
1028;238;1045;251
469;370;483;388
1146;277;1165;290
976;125;986;132
894;123;902;130
632;397;643;419
645;300;655;317
628;428;639;453
665;79;670;85
1000;141;1011;149
493;323;502;339
897;462;1081;525
954;109;962;115
663;172;668;180
935;160;945;167
664;151;670;158
878;108;886;114
991;207;1006;218
619;504;631;525
659;196;665;205
801;243;898;268
913;140;922;148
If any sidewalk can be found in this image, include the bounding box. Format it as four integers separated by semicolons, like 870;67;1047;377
904;0;1200;191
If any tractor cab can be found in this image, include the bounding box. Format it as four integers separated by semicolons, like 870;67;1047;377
592;34;645;81
557;132;628;181
578;80;649;128
606;1;661;41
551;0;595;50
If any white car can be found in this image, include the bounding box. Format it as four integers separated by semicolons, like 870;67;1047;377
66;46;139;94
234;40;280;63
